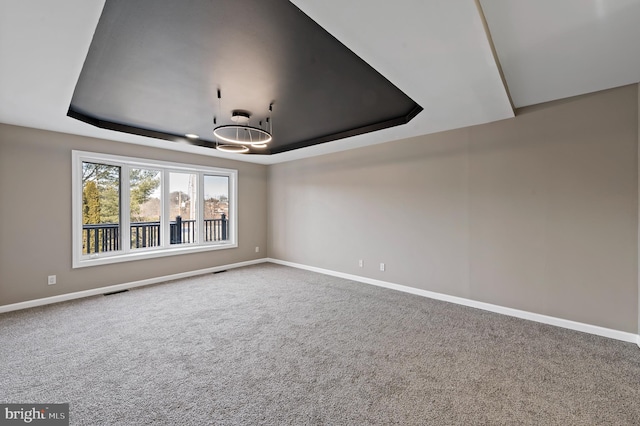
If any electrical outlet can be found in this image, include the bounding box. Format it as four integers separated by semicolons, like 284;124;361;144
379;263;385;272
358;259;364;268
48;275;56;285
255;246;260;253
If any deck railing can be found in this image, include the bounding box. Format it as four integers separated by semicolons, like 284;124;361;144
83;214;228;254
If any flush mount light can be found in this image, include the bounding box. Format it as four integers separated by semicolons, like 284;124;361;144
185;133;199;139
213;89;273;153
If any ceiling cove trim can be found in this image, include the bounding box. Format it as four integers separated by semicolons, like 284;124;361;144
68;107;228;151
270;104;423;154
67;104;422;156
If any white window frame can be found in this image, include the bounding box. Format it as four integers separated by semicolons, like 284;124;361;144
72;150;238;268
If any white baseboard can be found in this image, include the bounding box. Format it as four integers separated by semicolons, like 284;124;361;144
0;258;269;314
4;257;638;347
267;258;640;345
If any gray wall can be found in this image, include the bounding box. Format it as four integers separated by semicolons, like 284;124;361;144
268;84;639;333
2;85;638;334
0;124;268;305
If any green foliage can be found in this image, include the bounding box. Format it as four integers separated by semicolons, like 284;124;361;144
130;169;160;205
130;169;160;221
82;162;120;225
82;180;101;225
81;163;161;224
99;186;120;223
82;162;119;186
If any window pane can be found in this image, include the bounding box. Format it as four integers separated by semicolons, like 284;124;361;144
130;168;162;249
74;151;237;268
203;175;229;242
169;172;197;245
82;162;120;255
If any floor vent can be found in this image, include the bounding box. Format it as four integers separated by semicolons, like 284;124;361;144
103;289;129;296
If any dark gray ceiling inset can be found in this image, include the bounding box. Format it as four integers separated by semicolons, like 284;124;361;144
68;0;421;155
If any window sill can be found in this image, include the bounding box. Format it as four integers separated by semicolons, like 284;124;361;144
73;241;238;269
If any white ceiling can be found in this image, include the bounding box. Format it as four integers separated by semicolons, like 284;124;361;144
480;0;640;108
0;0;638;165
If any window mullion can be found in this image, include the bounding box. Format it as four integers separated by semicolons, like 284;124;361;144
121;164;131;254
162;170;170;248
229;170;237;245
197;172;204;245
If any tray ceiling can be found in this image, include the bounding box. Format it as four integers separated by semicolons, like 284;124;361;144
1;1;638;164
68;0;422;155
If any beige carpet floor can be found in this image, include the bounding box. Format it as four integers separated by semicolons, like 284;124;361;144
1;263;639;425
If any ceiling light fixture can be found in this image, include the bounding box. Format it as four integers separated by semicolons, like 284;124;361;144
213;89;273;154
215;144;250;153
213;112;272;145
185;133;199;139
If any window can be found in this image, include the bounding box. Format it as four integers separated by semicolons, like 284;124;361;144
72;151;237;268
130;168;161;250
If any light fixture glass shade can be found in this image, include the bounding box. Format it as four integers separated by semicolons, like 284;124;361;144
216;144;250;153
